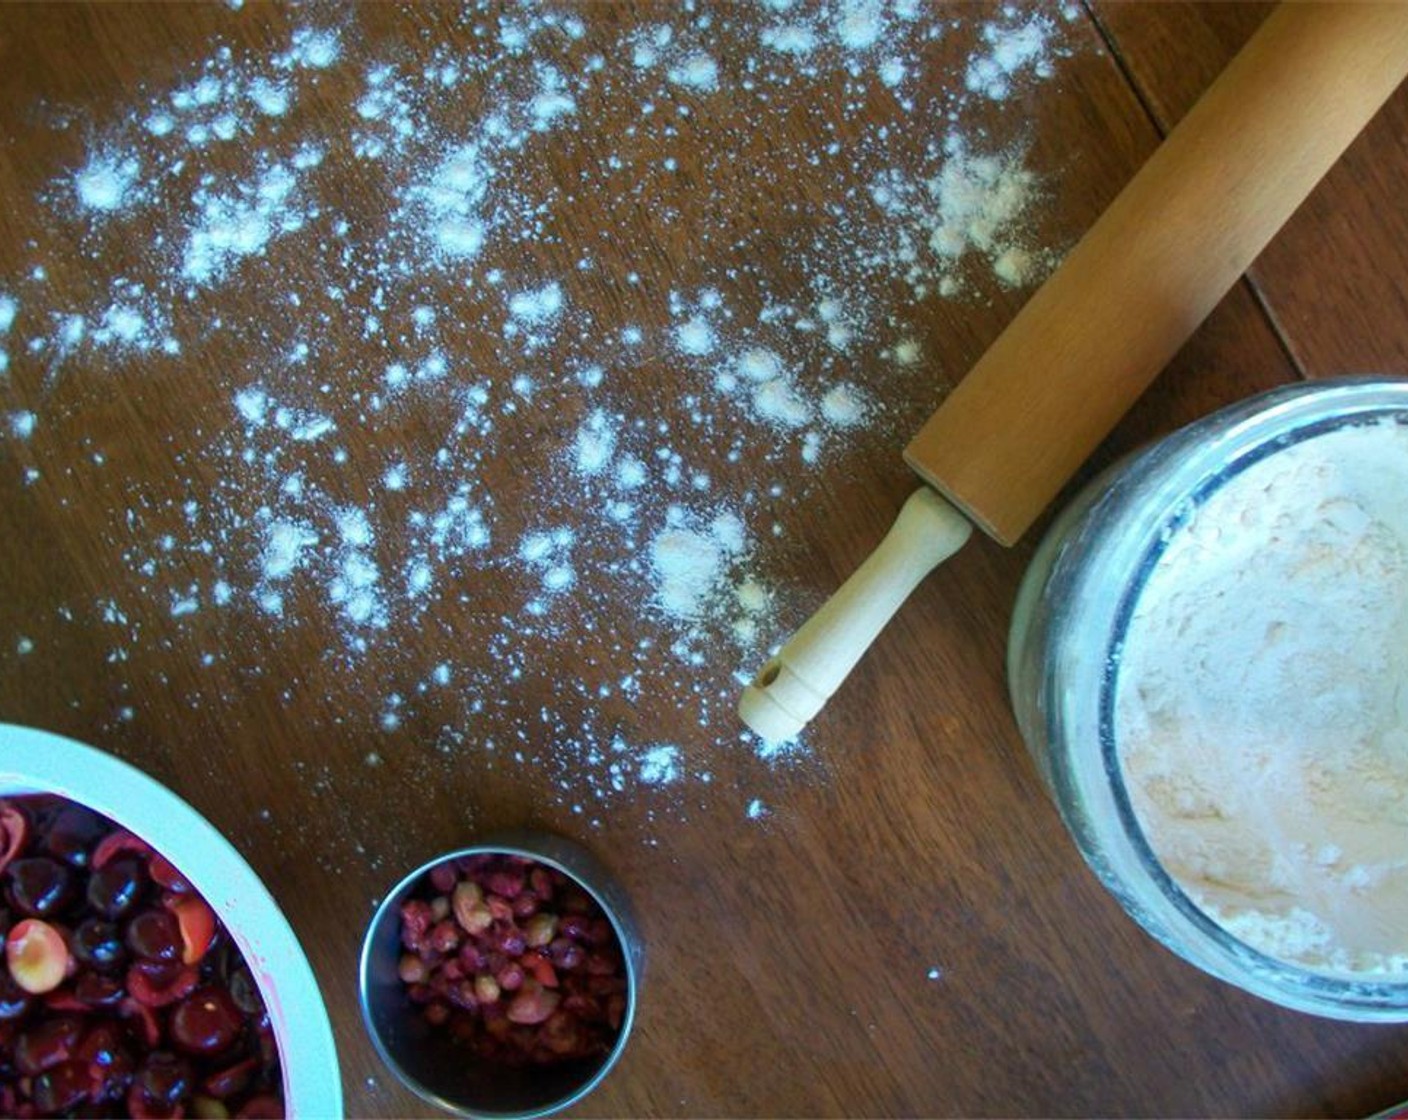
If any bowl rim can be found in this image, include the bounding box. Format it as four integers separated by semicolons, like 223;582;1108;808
359;837;640;1120
0;721;343;1116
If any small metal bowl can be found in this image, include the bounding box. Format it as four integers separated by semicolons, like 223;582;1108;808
359;830;643;1119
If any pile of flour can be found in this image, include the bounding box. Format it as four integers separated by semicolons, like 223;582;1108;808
1116;418;1408;977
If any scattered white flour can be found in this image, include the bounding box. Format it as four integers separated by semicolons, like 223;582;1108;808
676;317;715;356
993;246;1035;287
234;387;268;425
170;595;199;618
507;282;564;326
261;520;319;583
74;154;140;214
248;77;291;117
329;507;386;630
761;25;818;55
0;295;14;376
573;410;617;476
892;339;920;366
0;3;1078;837
651;526;728;619
737;348;782;384
821;384;868;427
639;744;682;785
650;510;747;621
752;378;812;428
667;52;719;91
518;527;576;610
834;1;885;51
183;162;307;285
965;14;1057;101
419;144;491;260
1117;418;1408;977
282;27;341;70
866;136;1044;298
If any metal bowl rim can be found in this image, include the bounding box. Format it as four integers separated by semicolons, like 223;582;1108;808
358;838;639;1120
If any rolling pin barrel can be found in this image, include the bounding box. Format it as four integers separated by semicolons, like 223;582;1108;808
906;1;1408;543
741;1;1408;742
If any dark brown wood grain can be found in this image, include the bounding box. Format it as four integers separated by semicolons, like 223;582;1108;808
0;3;1405;1117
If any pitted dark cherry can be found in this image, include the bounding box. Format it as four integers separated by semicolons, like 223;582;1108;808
0;795;283;1118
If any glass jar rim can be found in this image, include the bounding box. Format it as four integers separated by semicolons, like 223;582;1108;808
1061;377;1408;1014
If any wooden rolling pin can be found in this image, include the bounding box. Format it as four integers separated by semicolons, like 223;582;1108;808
740;2;1408;743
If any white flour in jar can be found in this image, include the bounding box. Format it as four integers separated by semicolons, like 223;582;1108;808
1115;416;1408;978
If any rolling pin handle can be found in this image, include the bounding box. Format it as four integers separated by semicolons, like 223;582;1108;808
739;489;972;742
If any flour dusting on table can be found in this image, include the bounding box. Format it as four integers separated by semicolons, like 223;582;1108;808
0;1;1077;837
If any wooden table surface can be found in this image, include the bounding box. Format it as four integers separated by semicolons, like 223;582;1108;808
3;2;1408;1116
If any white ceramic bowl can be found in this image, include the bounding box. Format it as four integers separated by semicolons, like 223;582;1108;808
0;722;343;1114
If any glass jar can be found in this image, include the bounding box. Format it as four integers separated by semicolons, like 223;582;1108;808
1008;376;1408;1021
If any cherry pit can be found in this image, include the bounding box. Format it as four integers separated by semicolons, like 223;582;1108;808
396;853;628;1068
0;795;283;1118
